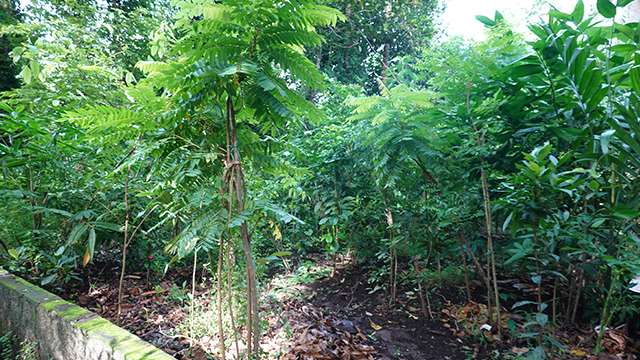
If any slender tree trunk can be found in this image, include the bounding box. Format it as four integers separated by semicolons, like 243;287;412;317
117;166;131;318
480;167;501;336
226;96;260;358
457;233;472;303
226;241;241;359
413;257;433;319
461;232;492;311
385;208;397;307
571;269;583;324
216;240;226;358
190;250;198;345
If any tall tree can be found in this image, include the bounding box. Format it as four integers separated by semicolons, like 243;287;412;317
0;0;21;91
138;0;344;357
317;0;441;92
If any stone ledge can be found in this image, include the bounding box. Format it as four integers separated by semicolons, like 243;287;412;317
0;268;176;360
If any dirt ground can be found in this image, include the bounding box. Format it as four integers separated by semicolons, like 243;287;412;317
57;255;639;359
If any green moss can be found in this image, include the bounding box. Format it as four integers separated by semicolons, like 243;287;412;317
0;271;175;359
57;305;91;321
40;299;67;311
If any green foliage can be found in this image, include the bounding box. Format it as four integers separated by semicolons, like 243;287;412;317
317;0;442;92
0;332;38;360
2;1;640;357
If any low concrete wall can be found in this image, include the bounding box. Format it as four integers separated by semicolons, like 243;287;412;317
0;268;175;360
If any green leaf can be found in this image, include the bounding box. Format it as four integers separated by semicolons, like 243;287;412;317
612;208;640;220
20;65;31;84
617;0;634;6
511;64;543;77
600;129;615;154
125;72;136;86
591;218;606;228
7;248;19;260
572;0;585;23
475;15;496;27
630;66;640;92
41;274;57;286
512;300;538;309
87;228;96;259
535;313;548;326
67;223;89;245
502;212;513;232
271;251;292;257
597;0;617;18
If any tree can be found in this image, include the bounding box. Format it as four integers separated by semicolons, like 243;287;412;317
317;0;441;92
0;0;21;91
138;0;344;356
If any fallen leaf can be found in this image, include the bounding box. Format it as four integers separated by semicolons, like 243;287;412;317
570;348;588;357
369;320;382;331
512;347;529;355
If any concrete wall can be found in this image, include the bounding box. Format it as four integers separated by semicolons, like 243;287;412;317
0;269;175;360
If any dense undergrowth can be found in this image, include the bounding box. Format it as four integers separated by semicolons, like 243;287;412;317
1;0;640;359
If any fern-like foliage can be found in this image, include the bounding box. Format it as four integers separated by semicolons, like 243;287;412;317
0;332;12;360
141;0;344;128
346;85;444;185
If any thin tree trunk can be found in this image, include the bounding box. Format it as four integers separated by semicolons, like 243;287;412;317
226;96;260;358
385;208;396;307
413;257;433;319
552;278;558;326
227;239;241;359
462;230;493;323
457;233;472;303
216;240;226;358
571;270;583;324
190;250;198;345
480;167;501;336
117;166;131;318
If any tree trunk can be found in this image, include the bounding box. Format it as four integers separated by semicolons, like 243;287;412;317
457;233;472;303
216;240;226;358
480;166;501;336
226;96;260;358
117;166;131;318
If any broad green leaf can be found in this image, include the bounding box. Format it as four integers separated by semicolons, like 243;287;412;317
41;274;57;286
20;66;31;84
125;72;136;85
600;129;615;154
511;64;543;77
597;0;617;18
67;223;89;245
612;208;640;219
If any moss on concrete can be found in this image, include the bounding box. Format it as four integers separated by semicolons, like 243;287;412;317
0;268;176;360
41;299;67;312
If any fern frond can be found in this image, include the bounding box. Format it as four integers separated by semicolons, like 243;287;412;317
268;46;325;88
300;4;346;27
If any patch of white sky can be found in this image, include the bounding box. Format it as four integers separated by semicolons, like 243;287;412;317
440;0;599;41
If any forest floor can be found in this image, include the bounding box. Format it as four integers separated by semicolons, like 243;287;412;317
59;254;637;360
